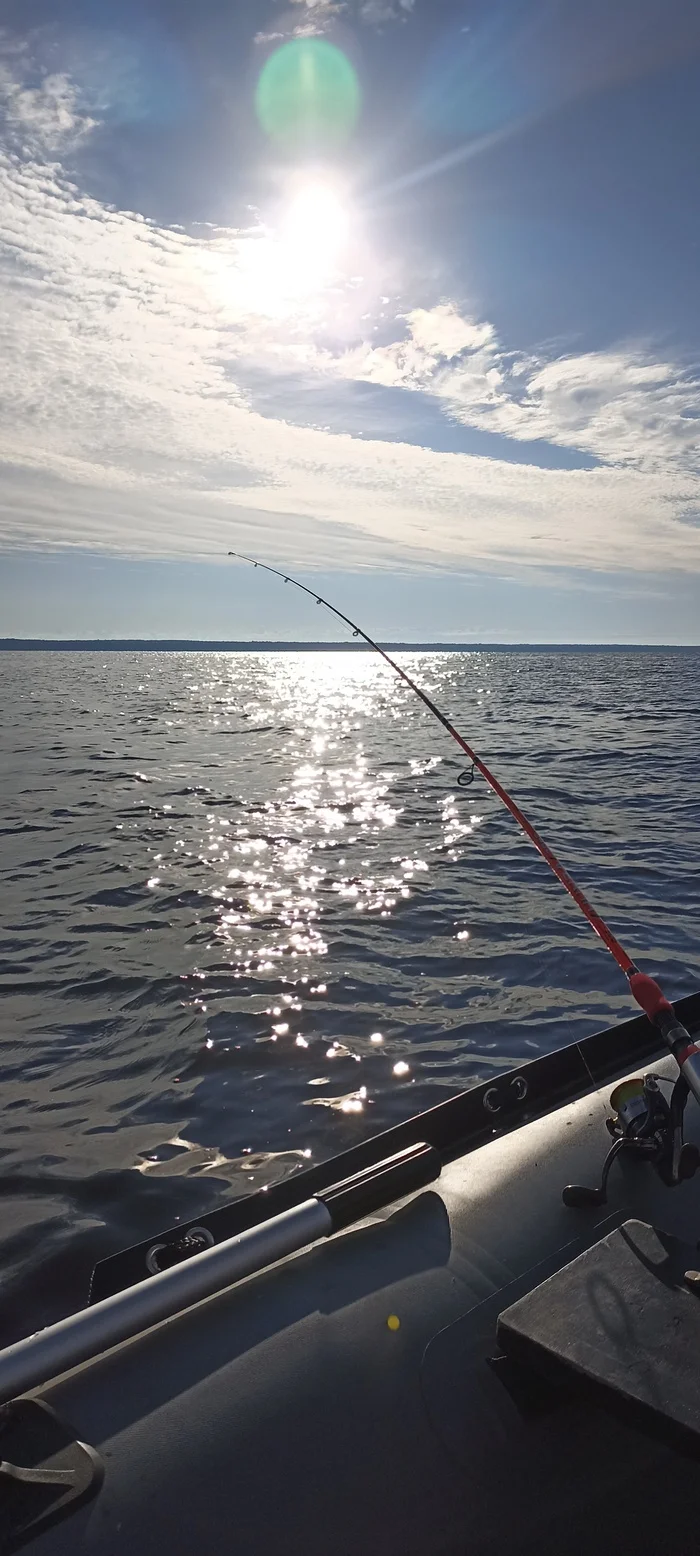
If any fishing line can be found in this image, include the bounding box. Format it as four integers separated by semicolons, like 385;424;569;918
228;550;700;1103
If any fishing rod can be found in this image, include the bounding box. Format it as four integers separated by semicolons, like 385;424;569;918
228;550;700;1115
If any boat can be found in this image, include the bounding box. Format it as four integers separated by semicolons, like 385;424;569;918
3;987;700;1555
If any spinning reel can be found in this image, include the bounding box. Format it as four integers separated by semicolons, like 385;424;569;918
563;1072;700;1208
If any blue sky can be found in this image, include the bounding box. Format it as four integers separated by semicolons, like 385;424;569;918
0;0;699;641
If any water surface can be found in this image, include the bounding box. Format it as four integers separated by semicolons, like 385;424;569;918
2;648;699;1334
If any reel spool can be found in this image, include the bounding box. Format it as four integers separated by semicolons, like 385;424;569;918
563;1072;700;1208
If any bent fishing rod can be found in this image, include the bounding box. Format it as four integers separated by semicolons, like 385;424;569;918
228;550;700;1108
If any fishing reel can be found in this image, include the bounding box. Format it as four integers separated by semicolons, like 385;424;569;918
563;1072;700;1208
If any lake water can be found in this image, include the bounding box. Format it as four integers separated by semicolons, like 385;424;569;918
2;647;699;1336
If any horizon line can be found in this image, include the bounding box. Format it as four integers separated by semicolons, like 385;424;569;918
1;638;697;652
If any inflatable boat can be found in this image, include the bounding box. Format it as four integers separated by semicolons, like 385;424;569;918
3;988;700;1556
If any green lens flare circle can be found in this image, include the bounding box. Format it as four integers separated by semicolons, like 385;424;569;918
255;39;360;148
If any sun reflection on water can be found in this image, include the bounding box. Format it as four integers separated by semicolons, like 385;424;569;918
135;651;492;1182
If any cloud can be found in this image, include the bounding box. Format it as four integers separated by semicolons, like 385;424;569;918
406;305;494;360
284;0;347;35
289;0;414;15
358;0;415;23
0;42;698;581
506;352;700;470
260;0;414;35
0;34;95;153
335;304;700;480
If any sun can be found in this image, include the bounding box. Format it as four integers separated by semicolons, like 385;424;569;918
282;182;349;268
210;177;353;323
243;178;352;312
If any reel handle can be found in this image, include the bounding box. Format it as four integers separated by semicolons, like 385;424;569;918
562;1184;606;1208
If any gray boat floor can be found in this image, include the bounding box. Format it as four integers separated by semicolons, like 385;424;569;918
24;1050;700;1555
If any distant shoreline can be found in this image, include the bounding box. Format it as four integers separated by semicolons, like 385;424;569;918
1;640;696;653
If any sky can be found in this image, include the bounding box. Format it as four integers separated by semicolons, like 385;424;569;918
0;0;699;642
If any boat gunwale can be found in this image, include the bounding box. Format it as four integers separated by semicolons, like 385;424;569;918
90;990;700;1303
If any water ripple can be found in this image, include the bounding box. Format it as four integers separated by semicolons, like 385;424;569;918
1;647;699;1336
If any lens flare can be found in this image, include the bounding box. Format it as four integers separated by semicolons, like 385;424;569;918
255;38;360;149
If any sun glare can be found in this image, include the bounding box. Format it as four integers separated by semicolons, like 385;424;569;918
211;177;355;323
283;182;349;269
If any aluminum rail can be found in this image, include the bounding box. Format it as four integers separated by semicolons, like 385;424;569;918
0;1199;331;1406
0;1142;440;1404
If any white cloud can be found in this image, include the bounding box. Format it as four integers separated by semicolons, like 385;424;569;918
0;47;698;581
0;36;95;153
288;0;413;19
358;0;414;23
255;0;413;40
407;304;495;360
336;305;700;480
509;352;700;469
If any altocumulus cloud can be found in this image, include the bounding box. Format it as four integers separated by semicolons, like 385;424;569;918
0;45;699;578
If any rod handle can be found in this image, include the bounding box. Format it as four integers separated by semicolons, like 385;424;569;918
629;972;700;1110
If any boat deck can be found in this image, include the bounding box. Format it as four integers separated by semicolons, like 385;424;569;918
22;994;700;1555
